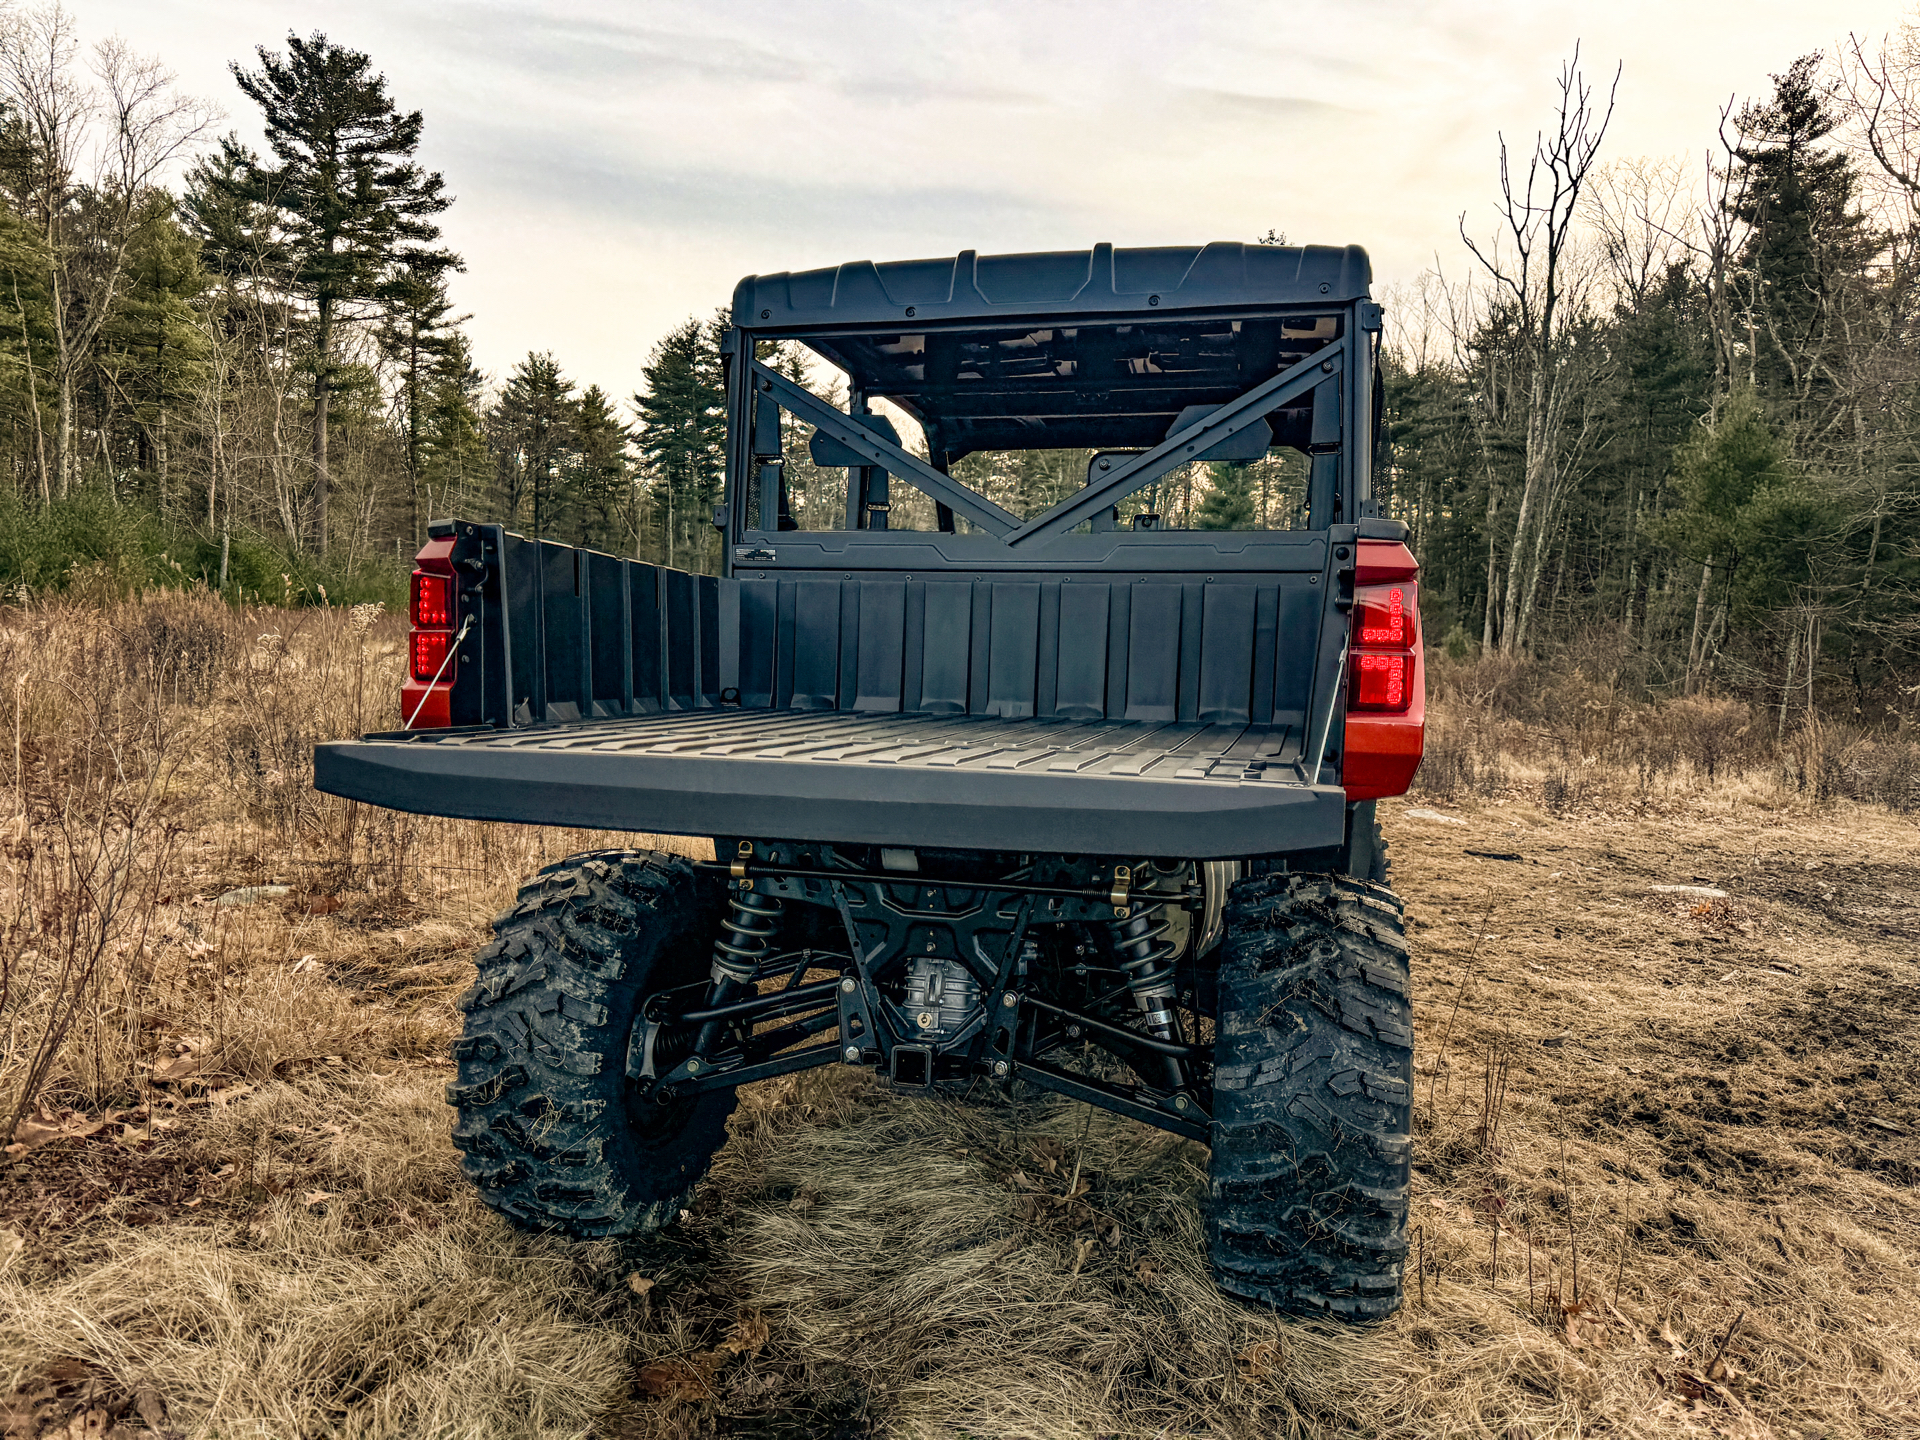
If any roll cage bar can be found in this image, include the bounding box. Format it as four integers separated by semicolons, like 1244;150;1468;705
719;267;1383;570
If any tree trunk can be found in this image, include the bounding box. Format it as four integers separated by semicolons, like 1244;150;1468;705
311;297;333;555
1513;473;1565;655
1778;626;1797;741
1805;611;1819;716
407;328;422;547
1499;363;1551;655
1481;487;1500;650
54;369;72;500
1685;561;1713;694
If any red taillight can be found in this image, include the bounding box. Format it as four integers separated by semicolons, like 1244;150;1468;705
1350;652;1412;710
411;571;452;627
1354;585;1414;648
1343;546;1425;799
404;537;458;727
411;629;451;682
1349;578;1418;715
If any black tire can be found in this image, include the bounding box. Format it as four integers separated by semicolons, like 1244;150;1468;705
1206;872;1413;1321
449;849;735;1237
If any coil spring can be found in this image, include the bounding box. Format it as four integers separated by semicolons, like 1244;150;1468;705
1110;904;1178;1002
713;885;782;984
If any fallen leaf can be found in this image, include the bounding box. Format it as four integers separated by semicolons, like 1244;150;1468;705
1070;1235;1097;1276
1238;1338;1280;1380
133;1383;167;1431
1104;1220;1121;1248
1008;1169;1039;1191
636;1360;712;1402
0;1226;22;1273
720;1311;769;1357
150;1053;204;1084
302;1191;334;1206
10;1107;105;1152
290;954;318;974
1658;1320;1690;1361
628;1274;655;1297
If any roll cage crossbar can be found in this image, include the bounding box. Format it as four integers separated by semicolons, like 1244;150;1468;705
753;360;1022;536
749;332;1355;547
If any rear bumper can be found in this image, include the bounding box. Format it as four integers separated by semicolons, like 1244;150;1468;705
314;712;1347;859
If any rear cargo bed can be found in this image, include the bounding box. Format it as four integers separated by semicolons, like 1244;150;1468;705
315;708;1345;857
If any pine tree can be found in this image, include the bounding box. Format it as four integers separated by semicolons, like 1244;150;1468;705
633;313;725;570
489;351;575;539
217;31;456;553
418;332;488;522
376;253;465;545
1194;463;1257;529
97;200;209;516
1729;54;1880;399
568;383;632;550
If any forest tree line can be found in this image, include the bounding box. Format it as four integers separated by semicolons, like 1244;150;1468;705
0;5;1910;726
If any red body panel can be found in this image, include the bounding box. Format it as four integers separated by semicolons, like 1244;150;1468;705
1342;539;1425;800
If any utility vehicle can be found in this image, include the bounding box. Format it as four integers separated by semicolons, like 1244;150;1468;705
315;241;1425;1319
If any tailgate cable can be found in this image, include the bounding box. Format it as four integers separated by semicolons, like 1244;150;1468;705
403;614;474;730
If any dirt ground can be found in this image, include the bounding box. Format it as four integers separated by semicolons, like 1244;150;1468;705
0;600;1914;1441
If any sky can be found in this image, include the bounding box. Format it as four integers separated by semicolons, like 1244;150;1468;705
75;0;1910;403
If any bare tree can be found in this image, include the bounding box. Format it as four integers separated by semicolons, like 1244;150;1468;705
1584;156;1695;309
1459;46;1621;654
0;3;214;500
1836;23;1919;222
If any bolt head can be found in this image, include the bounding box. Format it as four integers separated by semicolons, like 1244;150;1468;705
686;1058;701;1074
993;1060;1009;1076
1174;1095;1188;1109
844;1045;861;1062
841;978;857;993
1001;993;1017;1008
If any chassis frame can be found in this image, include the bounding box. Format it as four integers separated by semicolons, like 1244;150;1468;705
631;843;1236;1143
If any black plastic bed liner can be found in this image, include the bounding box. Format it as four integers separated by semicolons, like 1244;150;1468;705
314;708;1345;858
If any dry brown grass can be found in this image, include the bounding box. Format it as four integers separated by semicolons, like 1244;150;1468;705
0;592;1915;1439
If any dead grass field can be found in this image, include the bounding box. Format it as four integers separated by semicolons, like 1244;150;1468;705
0;593;1915;1440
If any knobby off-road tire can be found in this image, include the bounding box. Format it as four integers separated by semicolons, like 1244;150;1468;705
1206;873;1413;1321
449;850;734;1236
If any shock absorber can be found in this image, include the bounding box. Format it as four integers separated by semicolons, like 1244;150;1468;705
697;881;782;1055
1108;868;1185;1090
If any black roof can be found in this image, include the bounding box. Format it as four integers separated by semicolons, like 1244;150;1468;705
733;241;1371;333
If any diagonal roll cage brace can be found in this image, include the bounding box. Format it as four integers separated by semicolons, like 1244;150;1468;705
751;361;1022;536
749;336;1345;548
1004;336;1347;546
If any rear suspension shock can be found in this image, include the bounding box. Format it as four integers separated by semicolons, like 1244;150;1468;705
1109;884;1186;1090
698;882;782;1054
